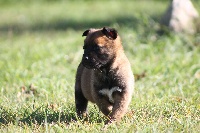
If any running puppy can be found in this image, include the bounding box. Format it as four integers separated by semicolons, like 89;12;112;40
75;27;134;123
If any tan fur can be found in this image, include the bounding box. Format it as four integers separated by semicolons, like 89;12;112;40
75;27;134;123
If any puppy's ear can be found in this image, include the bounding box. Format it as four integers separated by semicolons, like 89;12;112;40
82;30;90;37
102;27;117;40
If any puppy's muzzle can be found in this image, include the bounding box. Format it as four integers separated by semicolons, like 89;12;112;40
82;54;95;69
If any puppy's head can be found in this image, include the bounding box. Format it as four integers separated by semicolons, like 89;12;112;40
81;27;120;70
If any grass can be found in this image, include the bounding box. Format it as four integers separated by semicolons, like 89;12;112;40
0;0;200;132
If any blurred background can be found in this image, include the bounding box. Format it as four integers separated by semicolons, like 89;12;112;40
0;0;199;132
0;0;169;32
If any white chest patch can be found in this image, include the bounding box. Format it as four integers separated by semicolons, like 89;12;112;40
99;86;122;103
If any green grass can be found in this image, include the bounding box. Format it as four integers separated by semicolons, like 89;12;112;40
0;0;200;132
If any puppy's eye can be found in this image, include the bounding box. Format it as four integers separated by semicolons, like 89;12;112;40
93;45;100;51
94;46;99;50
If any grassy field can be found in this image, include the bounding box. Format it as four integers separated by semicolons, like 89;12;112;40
0;0;200;132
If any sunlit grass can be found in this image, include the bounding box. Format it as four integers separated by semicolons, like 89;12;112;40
0;0;200;132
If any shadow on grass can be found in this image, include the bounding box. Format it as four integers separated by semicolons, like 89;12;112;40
0;105;103;126
0;15;161;33
19;107;76;125
0;105;76;126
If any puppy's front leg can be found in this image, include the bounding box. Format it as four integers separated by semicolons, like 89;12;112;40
75;74;88;119
75;67;88;119
107;89;132;123
75;89;88;118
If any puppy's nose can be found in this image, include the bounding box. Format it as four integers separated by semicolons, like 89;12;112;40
83;54;89;60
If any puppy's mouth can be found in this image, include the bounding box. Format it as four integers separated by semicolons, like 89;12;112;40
81;56;103;70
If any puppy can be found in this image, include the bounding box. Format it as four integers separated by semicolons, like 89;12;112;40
75;27;134;123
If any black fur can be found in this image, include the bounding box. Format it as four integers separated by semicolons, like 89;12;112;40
82;30;90;36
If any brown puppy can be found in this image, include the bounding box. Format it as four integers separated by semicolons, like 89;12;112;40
75;27;134;123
